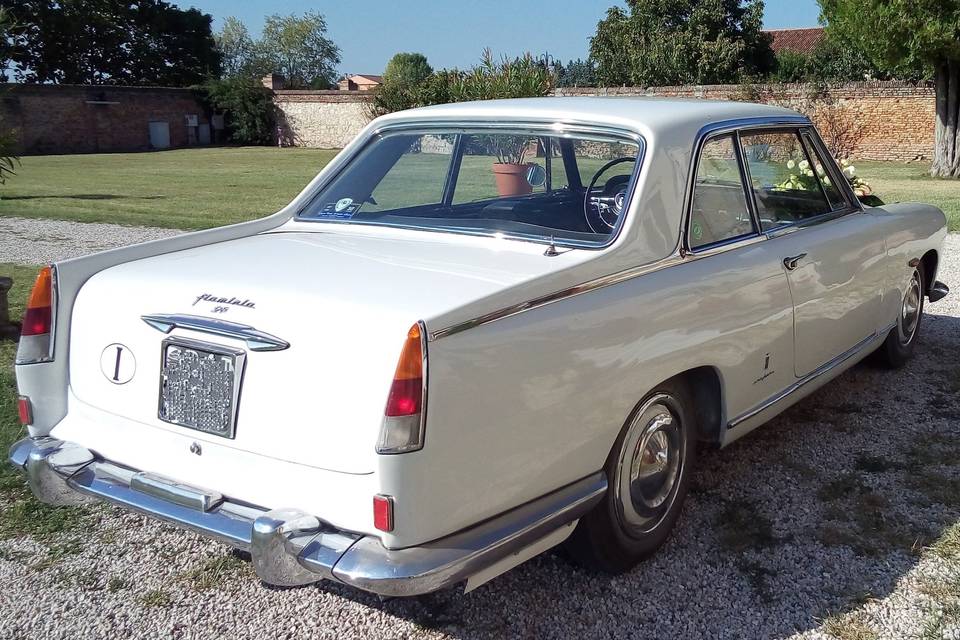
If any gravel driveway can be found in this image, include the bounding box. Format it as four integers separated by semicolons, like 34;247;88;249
0;216;181;265
1;225;959;640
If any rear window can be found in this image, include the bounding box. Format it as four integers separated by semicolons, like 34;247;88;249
298;128;643;247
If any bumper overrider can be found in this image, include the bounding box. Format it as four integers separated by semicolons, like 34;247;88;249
8;437;605;597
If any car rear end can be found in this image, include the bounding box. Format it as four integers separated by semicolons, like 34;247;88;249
8;230;603;596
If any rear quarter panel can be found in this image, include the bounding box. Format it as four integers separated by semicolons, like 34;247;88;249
378;245;795;547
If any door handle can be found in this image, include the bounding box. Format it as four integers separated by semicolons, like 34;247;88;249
783;253;807;271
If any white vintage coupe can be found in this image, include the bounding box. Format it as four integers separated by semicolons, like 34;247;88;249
10;98;949;596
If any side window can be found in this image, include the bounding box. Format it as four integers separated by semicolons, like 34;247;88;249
740;130;832;231
689;135;755;249
365;134;452;211
801;132;846;210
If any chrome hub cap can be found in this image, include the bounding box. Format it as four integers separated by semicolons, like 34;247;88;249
615;395;684;535
898;270;922;345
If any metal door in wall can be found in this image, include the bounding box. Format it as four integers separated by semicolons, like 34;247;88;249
148;121;170;149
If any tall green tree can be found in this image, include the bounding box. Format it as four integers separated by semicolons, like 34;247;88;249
256;12;341;89
590;0;774;86
382;52;433;87
216;16;260;78
4;0;220;85
819;0;960;177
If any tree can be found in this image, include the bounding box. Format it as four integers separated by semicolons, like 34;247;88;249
0;8;20;185
382;52;433;87
368;52;434;117
216;16;259;78
820;0;959;177
4;0;220;85
256;12;341;89
589;0;774;86
201;77;276;145
553;58;597;87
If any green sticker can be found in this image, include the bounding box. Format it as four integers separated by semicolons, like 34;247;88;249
692;220;703;239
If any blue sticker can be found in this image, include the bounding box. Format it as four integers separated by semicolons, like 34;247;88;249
317;198;360;219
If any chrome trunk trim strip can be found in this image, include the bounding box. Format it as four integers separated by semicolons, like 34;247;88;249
142;313;289;351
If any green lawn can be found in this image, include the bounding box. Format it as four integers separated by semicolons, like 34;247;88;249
0;149;955;231
0;263;92;541
858;161;960;231
0;147;339;230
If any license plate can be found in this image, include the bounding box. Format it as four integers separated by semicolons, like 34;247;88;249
158;338;245;438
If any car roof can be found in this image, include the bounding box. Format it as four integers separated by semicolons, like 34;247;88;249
376;96;807;135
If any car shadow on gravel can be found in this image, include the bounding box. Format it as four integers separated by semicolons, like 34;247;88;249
314;312;960;639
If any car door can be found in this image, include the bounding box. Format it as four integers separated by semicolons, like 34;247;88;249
739;128;886;378
686;132;796;418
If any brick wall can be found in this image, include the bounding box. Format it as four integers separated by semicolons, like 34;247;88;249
0;84;210;155
274;90;371;149
556;81;936;162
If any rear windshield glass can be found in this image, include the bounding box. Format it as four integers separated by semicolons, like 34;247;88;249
298;128;643;247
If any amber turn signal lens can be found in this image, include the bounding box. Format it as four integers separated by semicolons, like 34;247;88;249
21;266;53;337
393;323;423;381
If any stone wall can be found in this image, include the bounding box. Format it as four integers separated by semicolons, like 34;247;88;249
0;84;211;155
274;90;371;149
556;81;936;162
272;81;935;162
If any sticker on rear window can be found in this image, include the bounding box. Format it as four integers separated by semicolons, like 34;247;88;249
316;197;360;219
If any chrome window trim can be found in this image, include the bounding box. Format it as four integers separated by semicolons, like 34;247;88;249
295;121;647;252
735;126;863;237
430;115;818;341
684;130;761;255
679;116;810;257
802;126;863;213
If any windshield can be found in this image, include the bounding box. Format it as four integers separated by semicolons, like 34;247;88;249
298;127;643;247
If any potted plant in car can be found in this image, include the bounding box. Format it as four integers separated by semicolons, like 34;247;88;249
449;50;553;196
491;136;536;196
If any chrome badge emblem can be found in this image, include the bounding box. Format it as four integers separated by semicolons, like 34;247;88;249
100;343;136;384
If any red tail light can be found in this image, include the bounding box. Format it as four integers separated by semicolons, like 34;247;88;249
384;324;423;417
377;322;427;454
22;266;53;337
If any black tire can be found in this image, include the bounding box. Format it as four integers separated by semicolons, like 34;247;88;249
565;378;696;573
875;264;925;369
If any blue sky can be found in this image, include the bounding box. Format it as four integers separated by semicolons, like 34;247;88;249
178;0;822;75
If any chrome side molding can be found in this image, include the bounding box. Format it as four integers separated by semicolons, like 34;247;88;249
727;325;891;429
142;314;289;351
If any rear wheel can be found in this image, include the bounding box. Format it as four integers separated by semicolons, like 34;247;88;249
566;379;696;573
875;265;925;368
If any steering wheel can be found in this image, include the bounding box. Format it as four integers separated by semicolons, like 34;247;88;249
583;157;635;233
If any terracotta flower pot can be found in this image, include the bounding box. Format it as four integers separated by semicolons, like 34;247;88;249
492;163;533;197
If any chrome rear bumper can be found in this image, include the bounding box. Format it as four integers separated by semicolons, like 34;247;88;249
8;437;605;596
